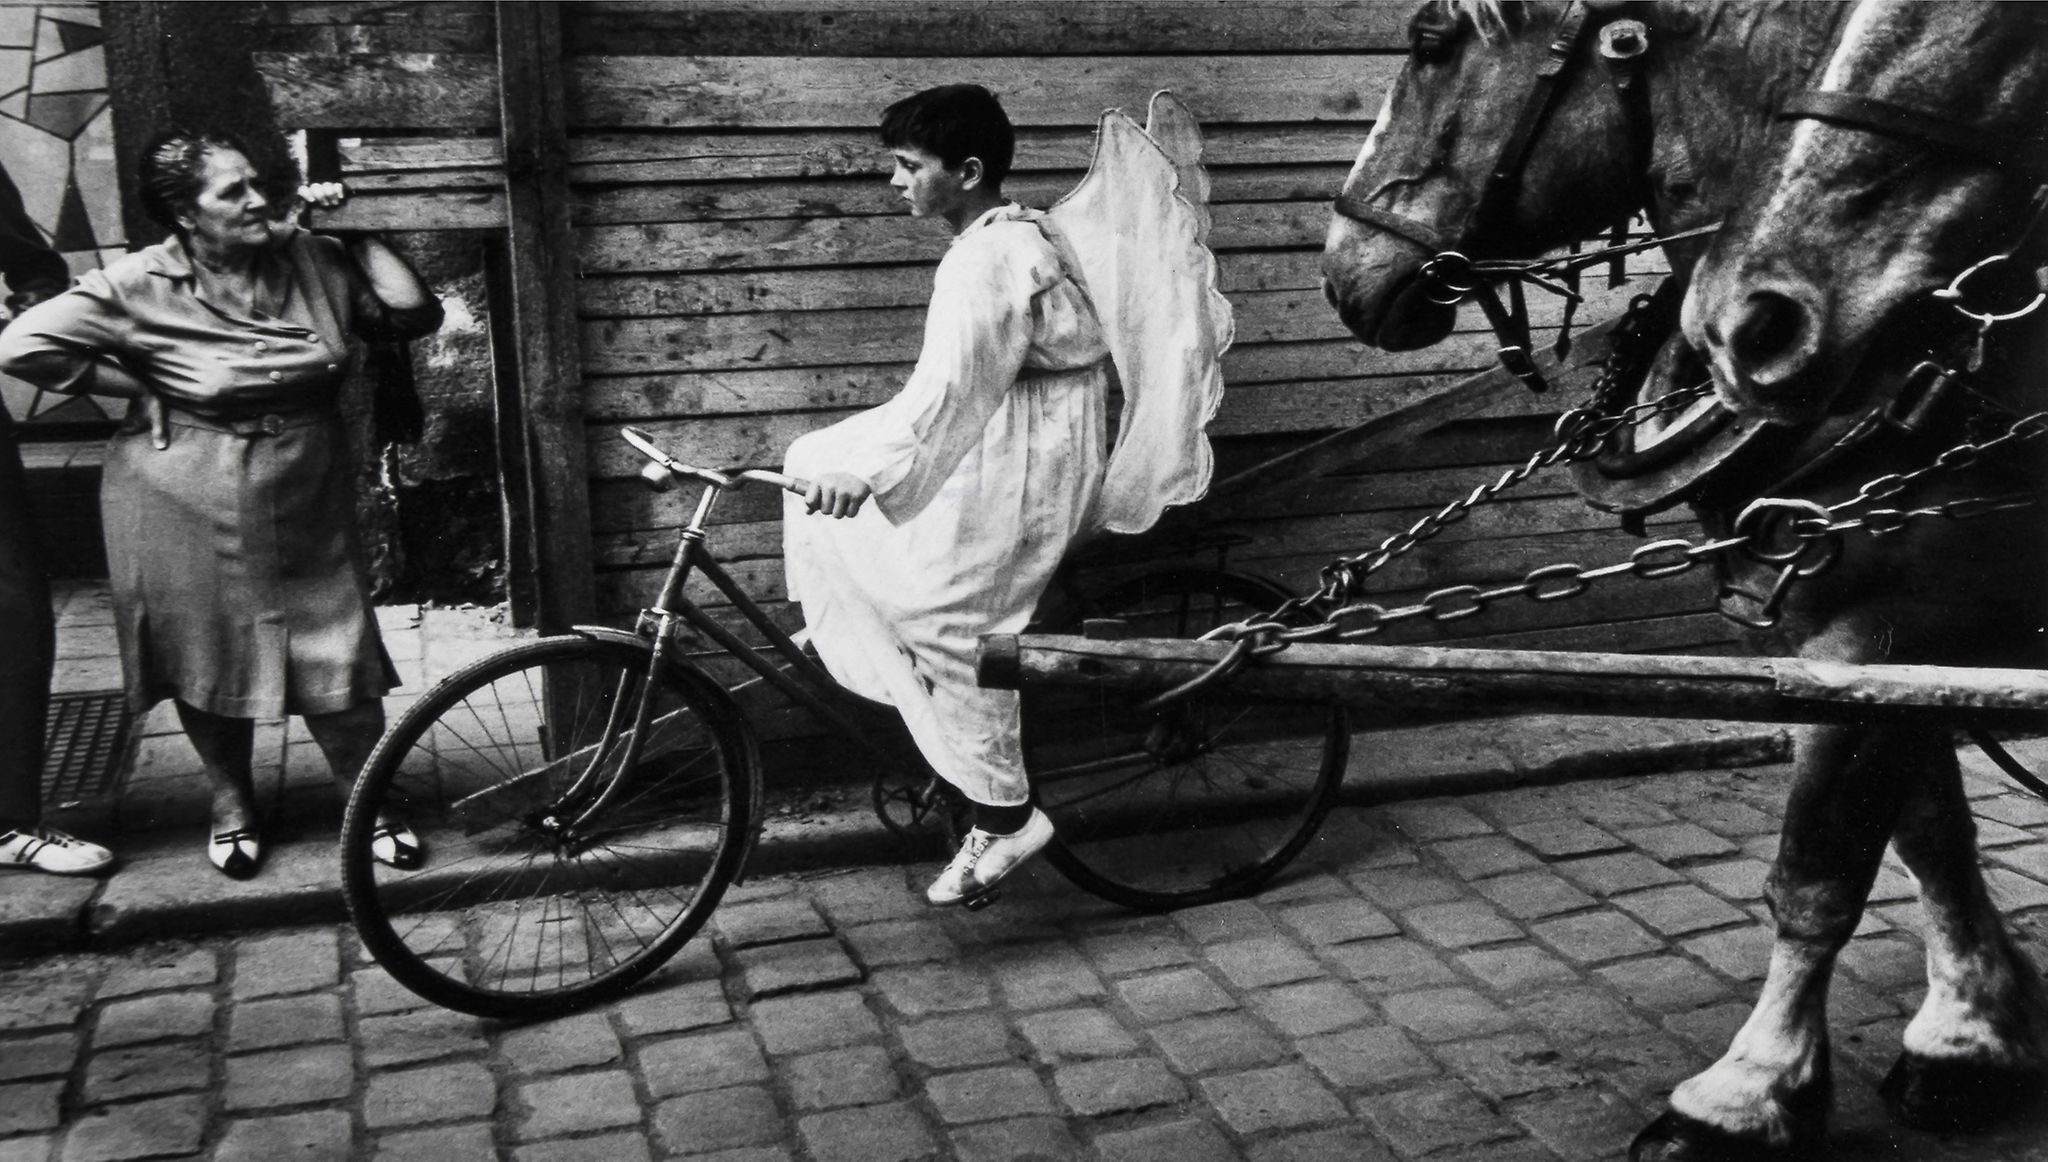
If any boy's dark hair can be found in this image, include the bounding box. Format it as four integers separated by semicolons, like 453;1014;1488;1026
879;84;1014;188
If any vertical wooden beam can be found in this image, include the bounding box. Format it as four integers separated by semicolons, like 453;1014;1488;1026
496;1;596;631
101;1;171;248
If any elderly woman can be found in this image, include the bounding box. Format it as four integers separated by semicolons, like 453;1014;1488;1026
0;130;443;879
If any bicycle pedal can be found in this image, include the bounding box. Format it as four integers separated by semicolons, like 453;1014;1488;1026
963;889;1003;911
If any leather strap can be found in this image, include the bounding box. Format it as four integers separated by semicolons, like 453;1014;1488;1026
1778;91;2048;182
1329;193;1451;253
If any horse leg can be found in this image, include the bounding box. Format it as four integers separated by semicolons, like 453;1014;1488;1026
1632;721;1917;1162
1879;743;2048;1130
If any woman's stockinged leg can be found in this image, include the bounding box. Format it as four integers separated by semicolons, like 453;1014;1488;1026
304;700;400;825
175;701;257;831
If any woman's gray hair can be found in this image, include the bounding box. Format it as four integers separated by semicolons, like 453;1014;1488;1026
136;128;257;234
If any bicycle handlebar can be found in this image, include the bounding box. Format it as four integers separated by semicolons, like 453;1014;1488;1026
622;425;810;495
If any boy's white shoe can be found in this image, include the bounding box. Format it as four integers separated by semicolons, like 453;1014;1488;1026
926;808;1054;906
0;826;113;875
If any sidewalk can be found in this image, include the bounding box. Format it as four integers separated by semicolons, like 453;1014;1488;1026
5;580;1798;952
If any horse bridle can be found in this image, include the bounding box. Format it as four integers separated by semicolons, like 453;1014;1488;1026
1333;1;1659;392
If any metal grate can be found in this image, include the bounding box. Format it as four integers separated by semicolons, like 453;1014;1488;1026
44;692;132;804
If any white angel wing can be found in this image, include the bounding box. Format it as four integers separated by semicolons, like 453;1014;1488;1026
1044;91;1233;536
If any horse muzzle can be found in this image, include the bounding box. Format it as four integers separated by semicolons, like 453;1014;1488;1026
1687;275;1833;423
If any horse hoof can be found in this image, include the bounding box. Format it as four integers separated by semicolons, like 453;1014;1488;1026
1878;1053;2045;1132
1630;1110;1815;1162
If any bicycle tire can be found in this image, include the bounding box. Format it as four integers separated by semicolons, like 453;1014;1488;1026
1025;568;1350;910
341;632;758;1019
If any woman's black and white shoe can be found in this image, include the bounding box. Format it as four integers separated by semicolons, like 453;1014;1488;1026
207;828;263;880
369;819;424;869
926;808;1055;906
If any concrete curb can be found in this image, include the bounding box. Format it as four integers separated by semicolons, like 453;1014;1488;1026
0;716;1792;953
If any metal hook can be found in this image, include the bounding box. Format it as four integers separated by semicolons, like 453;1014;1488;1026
1931;253;2046;326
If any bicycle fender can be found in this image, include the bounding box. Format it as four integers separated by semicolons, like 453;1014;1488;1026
567;624;769;880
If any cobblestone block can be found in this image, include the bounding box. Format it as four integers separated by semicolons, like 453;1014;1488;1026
92;991;213;1047
0;1138;52;1162
79;1041;208;1103
0;1033;76;1082
509;1131;652;1162
358;1006;488;1068
1148;1011;1284;1075
364;1060;497;1128
0;970;91;1034
1244;1126;1399;1162
376;1122;499;1162
1837;936;1926;992
1984;868;2048;910
715;898;830;949
924;1063;1057;1124
1975;793;2048;828
1554;852;1685;897
1559;787;1676;829
1454;944;1578;993
499;1012;621;1075
808;868;927;927
1674;797;1778;837
212;1110;350;1162
1987;843;2048;884
1053;1056;1185;1116
1078;920;1196;977
899;1012;1013;1069
1317;813;1422;868
1401;900;1520;949
733;938;863;1001
1571;1032;1711;1107
1172;899;1277;944
615;978;732;1038
97;948;217;999
950;1116;1080;1162
1277;897;1398;946
515;1070;642;1140
1470;870;1597;920
872;963;990;1018
1347;866;1467;910
1677;924;1771;982
1531;911;1664;965
1973;817;2035;847
1613;884;1751;938
1325;938;1458;994
350;966;441;1017
784;1044;900;1111
1520;987;1655;1043
232;929;341;998
1384;802;1494;842
1018;1006;1138;1062
797;1101;936;1162
1829;975;1902;1027
1201;1063;1346;1134
1353;1080;1521;1156
1115;968;1235;1024
1510;1087;1645;1160
0;1081;59;1135
1500;818;1625;858
1382;987;1518;1043
841;919;957;969
1093;1118;1238;1162
989;945;1105;1010
1249;979;1374;1038
58;1095;204;1161
1430;836;1540;881
1204;935;1323;990
641;1029;771;1098
1684;858;1770;902
1618;822;1739;863
1297;1024;1437;1089
656;1085;786;1155
227;992;344;1052
1663;1001;1751;1055
223;1044;354;1110
1431;1031;1586;1100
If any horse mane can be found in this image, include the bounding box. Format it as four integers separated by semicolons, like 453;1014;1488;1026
1448;0;1514;42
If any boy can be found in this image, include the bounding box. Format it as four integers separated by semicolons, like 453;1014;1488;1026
783;84;1112;905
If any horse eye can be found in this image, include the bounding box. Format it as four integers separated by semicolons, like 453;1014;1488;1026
1409;2;1464;63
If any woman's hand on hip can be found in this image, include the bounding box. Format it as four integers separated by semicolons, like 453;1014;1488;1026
804;472;872;519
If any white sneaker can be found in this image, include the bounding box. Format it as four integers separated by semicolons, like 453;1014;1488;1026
926;808;1054;906
0;826;114;876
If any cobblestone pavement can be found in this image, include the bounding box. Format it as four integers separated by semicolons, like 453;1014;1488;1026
6;751;2048;1161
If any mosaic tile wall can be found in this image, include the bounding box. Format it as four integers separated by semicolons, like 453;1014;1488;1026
1;0;121;431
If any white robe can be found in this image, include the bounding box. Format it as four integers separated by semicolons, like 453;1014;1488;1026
782;203;1110;806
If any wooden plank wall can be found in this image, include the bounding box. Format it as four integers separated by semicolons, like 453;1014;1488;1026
257;1;1737;662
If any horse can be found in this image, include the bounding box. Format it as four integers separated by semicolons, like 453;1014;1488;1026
1319;2;2047;1158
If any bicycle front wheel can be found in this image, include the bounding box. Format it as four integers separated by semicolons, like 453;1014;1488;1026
1026;569;1350;910
341;633;757;1019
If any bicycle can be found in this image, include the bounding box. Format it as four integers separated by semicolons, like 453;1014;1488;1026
338;426;1350;1019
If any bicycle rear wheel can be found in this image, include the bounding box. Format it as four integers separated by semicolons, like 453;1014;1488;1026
1025;568;1349;910
341;633;757;1019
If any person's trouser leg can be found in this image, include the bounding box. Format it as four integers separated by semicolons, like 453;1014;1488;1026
0;416;53;831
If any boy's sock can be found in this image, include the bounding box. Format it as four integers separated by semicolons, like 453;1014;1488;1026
973;801;1034;836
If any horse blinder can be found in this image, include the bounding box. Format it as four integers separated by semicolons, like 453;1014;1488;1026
1408;1;1466;64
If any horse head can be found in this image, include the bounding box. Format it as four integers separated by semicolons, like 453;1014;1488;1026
1321;0;1660;351
1685;1;2048;423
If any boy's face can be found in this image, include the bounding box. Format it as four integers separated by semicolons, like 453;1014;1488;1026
889;145;972;222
